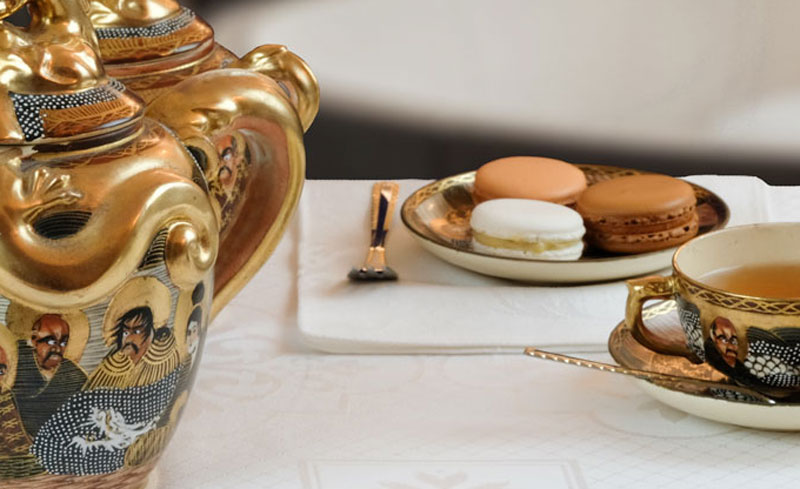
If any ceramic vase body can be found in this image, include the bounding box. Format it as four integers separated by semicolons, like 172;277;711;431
0;116;218;488
0;0;315;486
88;0;319;316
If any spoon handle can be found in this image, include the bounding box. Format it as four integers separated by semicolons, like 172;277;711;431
370;181;399;248
524;347;776;405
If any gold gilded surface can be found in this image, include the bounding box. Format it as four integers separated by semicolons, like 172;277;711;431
0;0;294;484
0;91;23;141
105;43;236;98
678;275;800;316
146;69;305;318
165;222;216;291
87;0;213;63
0;0;106;94
233;44;320;132
0;3;315;481
608;305;738;397
88;0;180;27
97;15;213;64
85;1;318;317
0;0;27;19
624;274;689;358
0;119;218;310
0;0;149;144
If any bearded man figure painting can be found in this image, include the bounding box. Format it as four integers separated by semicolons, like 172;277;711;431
30;277;181;475
12;314;87;438
0;325;44;479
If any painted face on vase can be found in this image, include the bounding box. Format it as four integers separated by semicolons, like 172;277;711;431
115;307;155;364
0;345;8;386
711;317;739;368
32;314;70;374
186;305;201;361
211;132;250;230
216;134;244;192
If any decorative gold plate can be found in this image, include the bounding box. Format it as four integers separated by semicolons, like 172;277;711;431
400;165;729;283
609;300;800;430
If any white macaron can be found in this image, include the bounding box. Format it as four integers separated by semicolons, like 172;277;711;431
470;199;585;260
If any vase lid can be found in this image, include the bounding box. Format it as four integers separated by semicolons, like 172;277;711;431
0;0;146;145
90;3;214;65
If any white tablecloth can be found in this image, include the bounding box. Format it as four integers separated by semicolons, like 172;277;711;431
160;180;800;489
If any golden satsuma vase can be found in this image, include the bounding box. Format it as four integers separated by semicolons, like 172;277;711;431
0;0;317;487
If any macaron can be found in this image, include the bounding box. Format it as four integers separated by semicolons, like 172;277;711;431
576;174;699;254
470;199;585;260
473;156;587;205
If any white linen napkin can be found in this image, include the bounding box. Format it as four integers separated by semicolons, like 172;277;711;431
297;176;773;354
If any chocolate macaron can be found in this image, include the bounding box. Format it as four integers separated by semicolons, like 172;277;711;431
576;174;699;253
473;156;587;205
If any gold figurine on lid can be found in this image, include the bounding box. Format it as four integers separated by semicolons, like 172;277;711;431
0;0;317;486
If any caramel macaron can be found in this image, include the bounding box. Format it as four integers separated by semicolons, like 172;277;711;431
473;156;587;205
576;174;699;254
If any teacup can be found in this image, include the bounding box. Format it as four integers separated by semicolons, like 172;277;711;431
626;223;800;396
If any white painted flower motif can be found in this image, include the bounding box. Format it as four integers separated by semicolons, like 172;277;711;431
380;471;509;489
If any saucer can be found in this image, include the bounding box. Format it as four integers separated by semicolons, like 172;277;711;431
400;165;729;284
608;300;800;430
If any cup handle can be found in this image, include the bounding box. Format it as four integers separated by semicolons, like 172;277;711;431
625;275;698;360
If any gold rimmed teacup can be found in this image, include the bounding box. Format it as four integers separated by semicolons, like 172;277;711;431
626;222;800;397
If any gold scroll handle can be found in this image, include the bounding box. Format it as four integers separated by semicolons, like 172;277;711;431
233;44;320;132
625;275;698;361
146;67;311;320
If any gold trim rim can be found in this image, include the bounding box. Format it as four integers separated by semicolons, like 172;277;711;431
673;221;800;304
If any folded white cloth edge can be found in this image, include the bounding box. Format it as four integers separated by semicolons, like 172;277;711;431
297;175;776;354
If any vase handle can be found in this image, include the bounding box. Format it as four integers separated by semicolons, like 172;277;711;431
233;44;320;132
147;69;310;320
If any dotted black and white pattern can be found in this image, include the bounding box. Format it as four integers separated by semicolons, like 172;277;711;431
95;8;195;40
708;387;762;404
677;297;705;361
743;327;800;388
744;351;800;388
9;80;126;141
30;370;178;476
